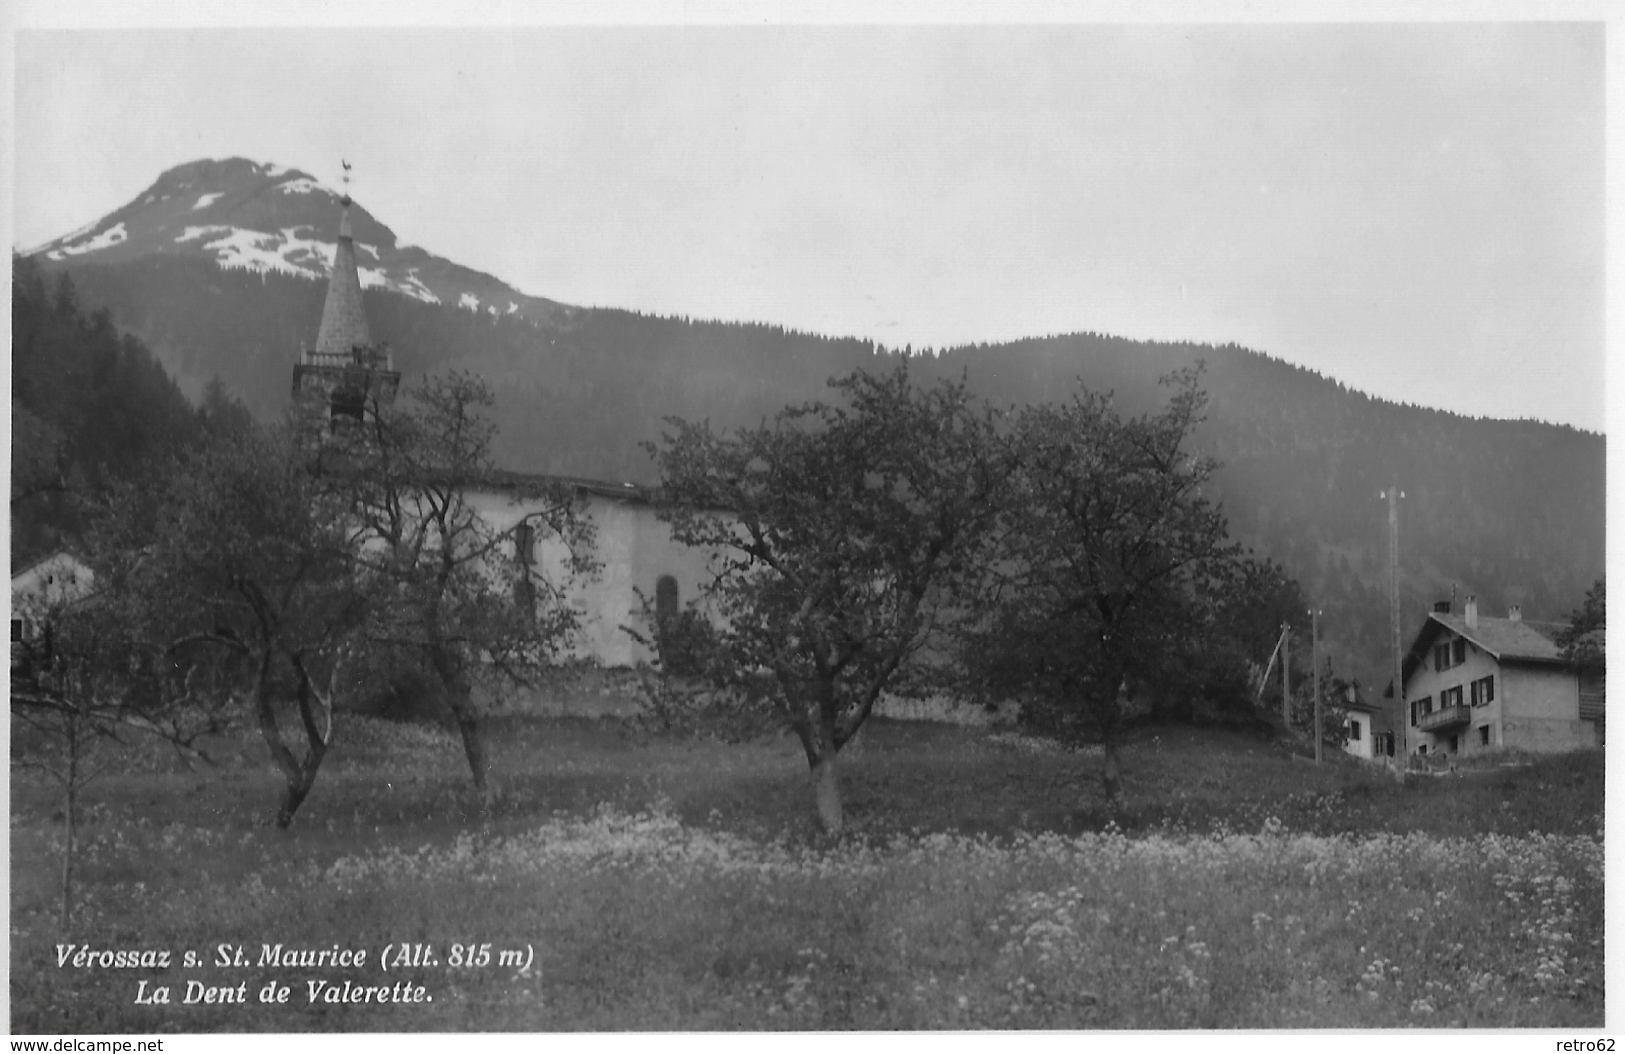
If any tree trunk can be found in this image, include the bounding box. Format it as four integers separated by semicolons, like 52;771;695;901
811;751;844;836
1094;655;1127;809
452;707;492;804
255;652;330;829
808;676;846;835
1101;731;1122;808
60;726;79;929
430;645;492;806
275;770;318;829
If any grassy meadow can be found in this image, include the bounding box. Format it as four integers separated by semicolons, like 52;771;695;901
9;707;1605;1031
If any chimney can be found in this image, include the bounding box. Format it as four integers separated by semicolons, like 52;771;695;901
1508;604;1522;623
1465;595;1479;630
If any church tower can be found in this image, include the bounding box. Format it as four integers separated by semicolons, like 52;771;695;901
292;167;400;443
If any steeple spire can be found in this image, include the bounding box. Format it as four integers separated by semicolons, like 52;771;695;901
292;161;399;446
314;161;372;359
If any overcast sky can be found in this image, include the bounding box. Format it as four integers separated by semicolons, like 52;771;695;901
5;5;1611;432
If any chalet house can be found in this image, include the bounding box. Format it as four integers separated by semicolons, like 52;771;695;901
10;551;97;673
1399;594;1602;757
293;191;713;669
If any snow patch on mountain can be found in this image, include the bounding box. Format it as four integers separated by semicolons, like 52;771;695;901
193;192;224;210
176;225;231;244
198;227;319;278
50;222;129;259
397;270;440;304
459;292;481;311
278;178;323;195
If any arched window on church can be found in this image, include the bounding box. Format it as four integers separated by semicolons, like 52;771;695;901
655;575;679;625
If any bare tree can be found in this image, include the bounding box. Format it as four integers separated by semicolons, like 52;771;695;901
128;425;368;827
11;593;229;925
328;372;596;804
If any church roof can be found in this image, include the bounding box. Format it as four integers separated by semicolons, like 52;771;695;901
313;197;373;358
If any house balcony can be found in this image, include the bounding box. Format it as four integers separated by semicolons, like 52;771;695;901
1417;704;1472;734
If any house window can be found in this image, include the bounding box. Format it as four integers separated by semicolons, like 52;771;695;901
1434;643;1450;671
1448;735;1458;753
1452;638;1466;665
1442;686;1463;709
1418;744;1428;755
1470;675;1494;707
1411;696;1433;726
1349;719;1362;742
1479;724;1491;746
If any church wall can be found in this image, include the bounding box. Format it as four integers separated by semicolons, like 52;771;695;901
462;487;716;667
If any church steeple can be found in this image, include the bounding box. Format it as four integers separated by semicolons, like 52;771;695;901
313;191;373;359
292;162;400;444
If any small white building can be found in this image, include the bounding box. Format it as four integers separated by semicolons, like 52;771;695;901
11;552;96;637
1339;683;1392;761
10;552;98;672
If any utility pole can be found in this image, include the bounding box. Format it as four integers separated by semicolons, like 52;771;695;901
1280;622;1291;731
1381;486;1407;777
1309;607;1323;762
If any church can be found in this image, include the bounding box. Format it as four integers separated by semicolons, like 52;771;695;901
291;188;714;668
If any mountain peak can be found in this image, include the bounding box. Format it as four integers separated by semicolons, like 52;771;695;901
150;156;313;190
30;156;570;325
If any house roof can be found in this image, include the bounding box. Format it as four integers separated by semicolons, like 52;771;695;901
484;469;659;505
1402;610;1569;684
483;469;736;514
1342;694;1387;714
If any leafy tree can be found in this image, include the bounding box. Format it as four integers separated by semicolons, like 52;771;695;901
646;366;1008;834
198;376;258;440
963;368;1237;805
327;372;597;803
1555;578;1605;678
128;424;368;827
1133;555;1308;729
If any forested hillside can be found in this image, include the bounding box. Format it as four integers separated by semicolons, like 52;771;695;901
44;256;1605;688
10;258;204;567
